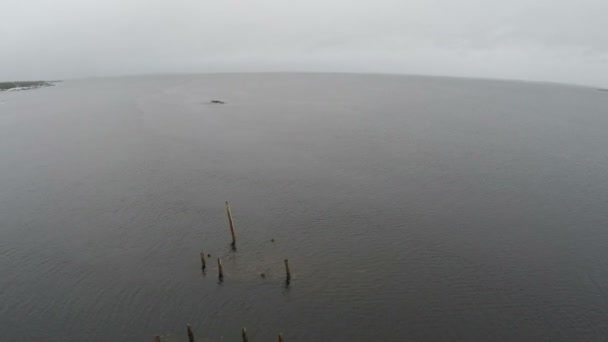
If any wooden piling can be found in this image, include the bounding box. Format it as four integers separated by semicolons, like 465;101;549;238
154;336;161;342
200;252;206;271
217;258;224;280
225;201;237;247
278;333;284;342
187;324;194;342
242;327;249;342
284;259;291;283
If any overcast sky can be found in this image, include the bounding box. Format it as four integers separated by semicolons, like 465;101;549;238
2;0;607;86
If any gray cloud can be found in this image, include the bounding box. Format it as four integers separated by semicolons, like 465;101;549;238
2;0;607;86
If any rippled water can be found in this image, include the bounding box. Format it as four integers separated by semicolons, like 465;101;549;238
1;74;608;341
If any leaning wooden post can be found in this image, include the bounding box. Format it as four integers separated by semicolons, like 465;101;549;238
242;327;249;342
187;324;194;342
154;336;161;342
200;252;206;271
217;258;224;280
278;333;284;342
226;201;237;247
284;259;291;283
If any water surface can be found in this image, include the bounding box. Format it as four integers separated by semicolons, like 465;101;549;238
1;74;608;341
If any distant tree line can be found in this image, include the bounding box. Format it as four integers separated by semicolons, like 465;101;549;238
0;81;53;91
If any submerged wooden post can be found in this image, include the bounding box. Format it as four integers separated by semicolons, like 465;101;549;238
284;259;291;283
218;258;224;280
278;333;284;342
242;327;249;342
200;252;206;271
187;324;194;342
154;336;161;342
225;201;237;247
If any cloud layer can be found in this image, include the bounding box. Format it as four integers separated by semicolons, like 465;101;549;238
2;0;607;86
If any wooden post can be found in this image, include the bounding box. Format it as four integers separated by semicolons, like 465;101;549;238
154;336;161;342
284;259;291;283
278;333;284;342
217;258;224;280
200;252;206;271
187;324;194;342
226;201;237;247
242;327;249;342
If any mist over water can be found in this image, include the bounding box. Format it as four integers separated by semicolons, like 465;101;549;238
1;74;608;341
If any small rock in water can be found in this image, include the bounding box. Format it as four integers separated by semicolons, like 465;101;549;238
270;238;275;243
210;100;225;104
260;273;266;278
207;254;211;258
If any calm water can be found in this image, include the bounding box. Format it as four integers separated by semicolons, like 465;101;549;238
1;74;608;341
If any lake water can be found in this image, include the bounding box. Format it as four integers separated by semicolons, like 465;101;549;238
1;74;608;341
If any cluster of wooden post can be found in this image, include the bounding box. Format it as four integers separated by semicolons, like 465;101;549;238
153;326;284;341
202;254;291;283
172;201;291;340
198;201;292;283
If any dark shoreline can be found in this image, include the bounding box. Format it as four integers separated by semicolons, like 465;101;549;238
0;81;55;91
